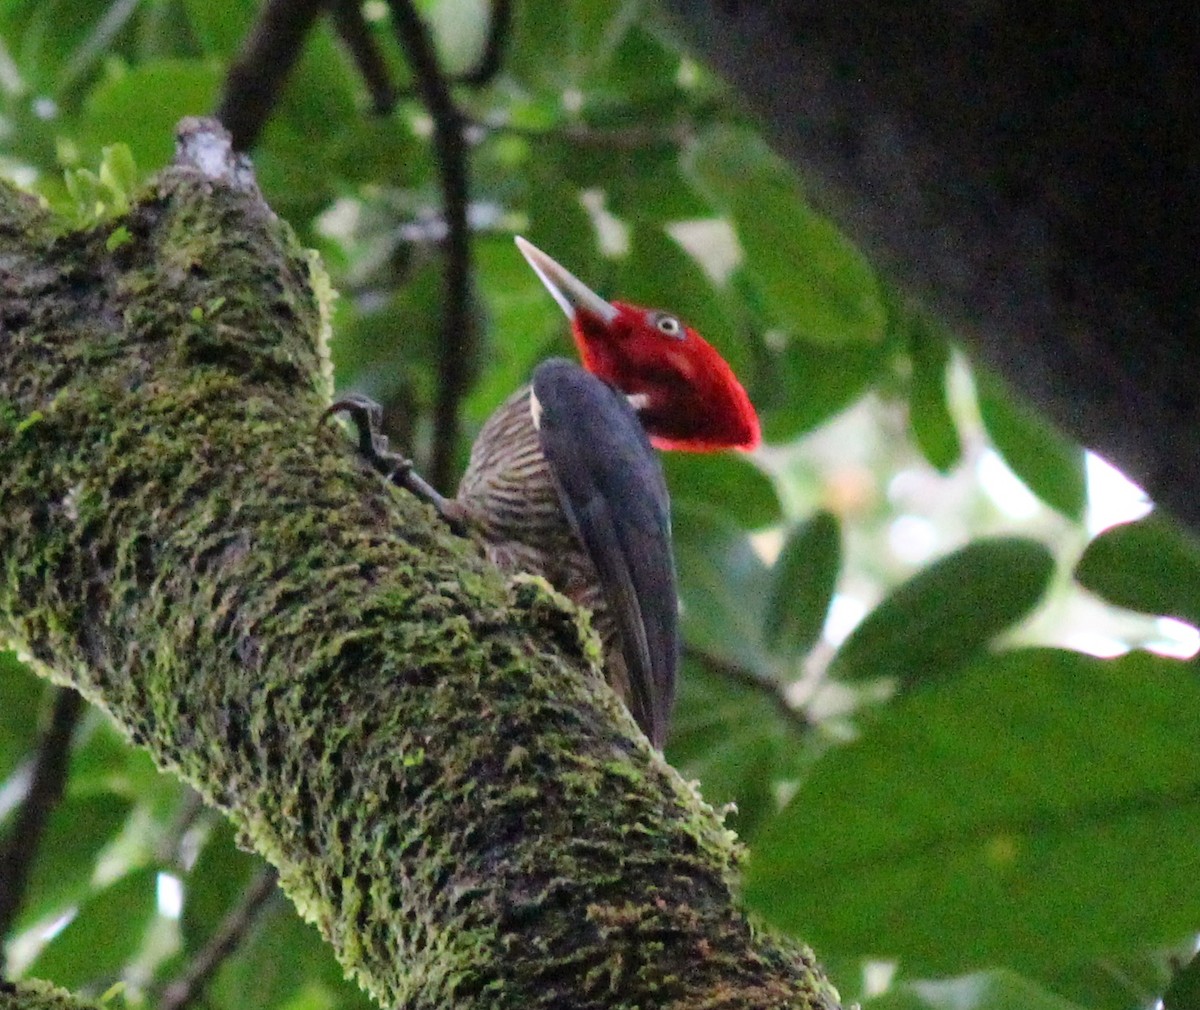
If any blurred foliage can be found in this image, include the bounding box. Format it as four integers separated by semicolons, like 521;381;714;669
1164;951;1200;1010
861;970;1093;1010
1076;514;1200;627
829;538;1055;689
1;2;1198;1009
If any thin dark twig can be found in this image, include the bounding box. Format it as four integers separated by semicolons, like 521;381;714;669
156;788;207;867
683;646;813;734
456;0;513;87
214;0;328;150
158;867;279;1010
331;0;398;114
386;0;474;492
0;687;85;974
388;0;513;98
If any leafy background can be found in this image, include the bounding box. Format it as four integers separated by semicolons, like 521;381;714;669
1;1;1198;1009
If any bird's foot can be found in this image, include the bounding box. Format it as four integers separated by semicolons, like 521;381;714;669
323;394;468;535
323;394;410;480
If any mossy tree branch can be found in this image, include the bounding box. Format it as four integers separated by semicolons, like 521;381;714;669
0;980;101;1010
0;119;838;1010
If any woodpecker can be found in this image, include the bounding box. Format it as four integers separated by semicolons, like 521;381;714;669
328;238;760;748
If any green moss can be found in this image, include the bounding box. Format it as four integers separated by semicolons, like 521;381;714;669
0;979;102;1010
0;155;838;1010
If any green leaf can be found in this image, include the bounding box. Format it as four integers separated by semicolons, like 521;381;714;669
426;0;495;76
1074;513;1200;626
669;655;814;840
69;715;176;808
0;97;61;180
830;538;1055;688
1046;949;1181;1010
209;893;373;1010
606;148;714;224
63;168;103;220
331;258;444;405
26;865;159;990
673;503;772;674
105;225;132;252
133;0;205;63
80;59;222;171
592;23;680;102
17;792;133;931
907;315;962;472
508;0;621;89
764;511;841;659
326;119;430;189
183;0;259;55
0;652;47;782
0;0;116;95
616;224;750;378
1165;951;1200;1010
747;648;1200;976
755;328;887;442
269;24;357;146
524;171;600;303
181;818;265;954
97;142;137;201
865;970;1090;1010
537;136;712;224
687;125;886;347
976;372;1086;520
662;451;780;531
466;232;565;425
246;22;365;221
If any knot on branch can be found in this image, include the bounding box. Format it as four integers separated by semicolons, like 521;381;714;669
172;117;261;196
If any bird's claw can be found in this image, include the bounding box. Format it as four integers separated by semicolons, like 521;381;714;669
323;394;469;536
323;394;415;485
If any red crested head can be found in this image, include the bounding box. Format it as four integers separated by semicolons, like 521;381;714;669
515;236;761;452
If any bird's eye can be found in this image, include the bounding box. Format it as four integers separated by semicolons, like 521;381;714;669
654;314;684;339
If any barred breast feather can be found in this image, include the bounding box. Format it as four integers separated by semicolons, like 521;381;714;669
455;363;677;748
456;384;622;681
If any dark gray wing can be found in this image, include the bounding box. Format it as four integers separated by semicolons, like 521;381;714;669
531;358;678;748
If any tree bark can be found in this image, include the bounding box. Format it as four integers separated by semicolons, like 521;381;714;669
665;1;1200;534
0;980;100;1010
0;119;838;1010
